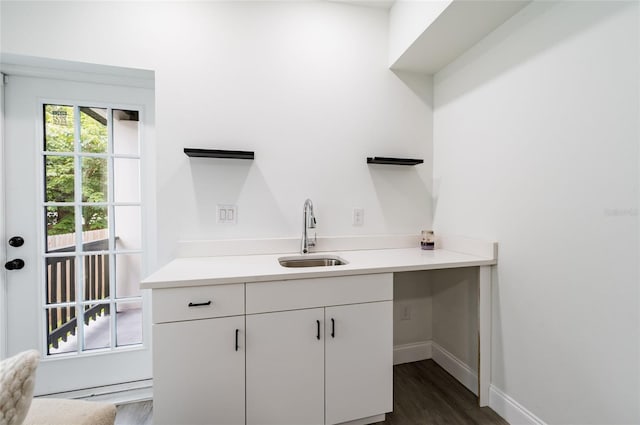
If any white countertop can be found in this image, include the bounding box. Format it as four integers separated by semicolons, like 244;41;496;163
141;247;497;289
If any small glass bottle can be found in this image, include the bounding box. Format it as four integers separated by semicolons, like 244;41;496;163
420;230;435;250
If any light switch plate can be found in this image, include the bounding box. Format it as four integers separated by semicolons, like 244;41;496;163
217;204;237;224
353;208;364;226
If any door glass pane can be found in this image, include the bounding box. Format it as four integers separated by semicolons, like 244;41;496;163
46;256;76;305
116;301;142;347
83;303;111;351
116;254;141;298
46;206;75;253
115;206;141;250
82;206;109;251
41;101;142;358
114;158;140;202
44;105;74;152
82;157;108;203
83;254;110;301
113;109;139;155
46;305;77;355
80;107;108;153
45;155;74;202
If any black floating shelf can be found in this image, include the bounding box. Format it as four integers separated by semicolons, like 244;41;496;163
367;156;424;166
184;148;254;160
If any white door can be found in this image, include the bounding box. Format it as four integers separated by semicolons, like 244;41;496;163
2;73;154;395
153;316;245;425
325;301;393;425
246;308;325;425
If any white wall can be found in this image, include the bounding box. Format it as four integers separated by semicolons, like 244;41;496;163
431;268;477;368
0;1;433;266
433;1;639;424
394;271;432;346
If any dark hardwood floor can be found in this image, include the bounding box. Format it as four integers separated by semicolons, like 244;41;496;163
381;360;507;425
115;360;507;425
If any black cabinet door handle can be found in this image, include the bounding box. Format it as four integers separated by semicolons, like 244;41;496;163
188;301;212;307
331;318;335;338
235;329;239;351
316;320;321;340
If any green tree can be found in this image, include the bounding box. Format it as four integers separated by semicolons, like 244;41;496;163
45;105;108;236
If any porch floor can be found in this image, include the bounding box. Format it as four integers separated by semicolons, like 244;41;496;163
50;308;142;354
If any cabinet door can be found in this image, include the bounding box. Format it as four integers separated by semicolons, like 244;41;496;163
153;316;245;425
325;301;393;425
246;308;325;425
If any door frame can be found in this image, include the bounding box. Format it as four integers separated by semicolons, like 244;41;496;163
0;54;157;399
1;71;7;359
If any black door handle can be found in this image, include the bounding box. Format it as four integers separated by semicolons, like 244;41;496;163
235;329;239;351
316;320;321;340
5;259;24;270
8;236;24;247
331;318;335;338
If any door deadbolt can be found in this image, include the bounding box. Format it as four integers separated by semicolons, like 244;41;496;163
8;236;24;247
5;259;25;270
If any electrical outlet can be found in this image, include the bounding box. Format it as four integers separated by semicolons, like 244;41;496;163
400;305;411;321
217;204;237;224
353;208;364;226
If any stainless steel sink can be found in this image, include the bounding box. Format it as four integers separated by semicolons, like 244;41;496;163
278;255;348;268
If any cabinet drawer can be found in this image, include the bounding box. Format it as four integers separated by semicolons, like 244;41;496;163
152;284;244;324
246;273;392;314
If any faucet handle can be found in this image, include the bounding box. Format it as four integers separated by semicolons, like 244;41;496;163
310;232;317;247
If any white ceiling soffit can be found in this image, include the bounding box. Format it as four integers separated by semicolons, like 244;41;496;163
391;0;531;74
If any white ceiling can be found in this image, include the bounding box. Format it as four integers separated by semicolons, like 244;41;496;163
328;0;395;10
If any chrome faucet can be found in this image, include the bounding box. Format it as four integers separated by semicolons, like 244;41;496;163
301;198;317;254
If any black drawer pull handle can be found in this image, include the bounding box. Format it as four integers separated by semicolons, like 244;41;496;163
316;320;321;340
235;329;240;351
331;318;335;338
188;301;212;307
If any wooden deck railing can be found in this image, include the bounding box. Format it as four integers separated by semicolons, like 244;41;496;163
47;239;110;350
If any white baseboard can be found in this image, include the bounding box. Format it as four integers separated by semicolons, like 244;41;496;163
394;342;548;425
393;341;477;396
38;379;153;405
431;342;478;395
393;341;432;365
489;385;547;425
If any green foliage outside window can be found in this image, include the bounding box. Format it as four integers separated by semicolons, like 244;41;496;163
45;105;109;236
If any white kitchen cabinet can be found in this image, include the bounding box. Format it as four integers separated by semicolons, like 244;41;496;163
153;315;245;425
246;308;325;425
152;273;394;425
325;301;393;425
152;283;246;425
246;303;392;425
245;274;393;425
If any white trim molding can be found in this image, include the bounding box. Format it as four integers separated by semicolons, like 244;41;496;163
393;340;478;395
393;341;432;365
38;379;153;405
489;385;548;425
431;342;478;395
0;72;6;359
0;54;154;89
